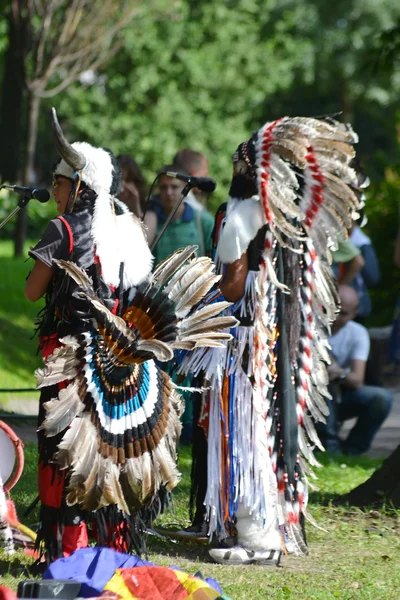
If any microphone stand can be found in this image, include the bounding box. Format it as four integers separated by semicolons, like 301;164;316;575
150;182;192;252
0;191;32;231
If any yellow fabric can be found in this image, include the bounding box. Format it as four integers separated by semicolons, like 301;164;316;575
104;571;132;600
104;567;220;600
173;569;219;597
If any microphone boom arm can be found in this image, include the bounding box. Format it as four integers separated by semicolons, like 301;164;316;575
150;182;192;253
0;188;33;231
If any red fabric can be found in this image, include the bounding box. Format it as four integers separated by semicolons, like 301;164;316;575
39;333;60;360
6;499;18;523
92;521;130;553
0;587;18;600
38;463;65;508
118;567;189;600
57;216;74;255
55;523;89;557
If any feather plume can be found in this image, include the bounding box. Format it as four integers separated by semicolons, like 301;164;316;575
140;451;154;501
67;425;99;503
135;339;173;362
167;259;215;305
53;259;94;292
55;412;96;470
164;256;211;296
264;253;289;293
80;453;105;511
35;344;79;387
151;245;197;288
269;152;300;188
123;457;144;501
175;274;221;317
180;301;233;329
102;457;129;513
178;316;238;337
40;380;85;437
153;441;181;490
287;523;309;556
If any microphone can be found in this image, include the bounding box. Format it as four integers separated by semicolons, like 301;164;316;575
3;185;50;203
164;171;217;193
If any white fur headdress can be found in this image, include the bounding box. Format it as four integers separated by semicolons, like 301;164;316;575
51;108;153;288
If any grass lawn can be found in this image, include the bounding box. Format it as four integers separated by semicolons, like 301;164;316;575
1;239;399;598
0;240;42;408
1;440;399;600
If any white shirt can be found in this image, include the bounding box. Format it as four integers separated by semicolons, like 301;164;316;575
329;320;370;368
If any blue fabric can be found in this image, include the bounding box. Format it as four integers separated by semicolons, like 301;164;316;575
339;385;392;454
388;294;400;367
318;382;393;455
43;547;152;597
154;201;194;223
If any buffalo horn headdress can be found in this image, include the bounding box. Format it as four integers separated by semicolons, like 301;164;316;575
51;107;153;288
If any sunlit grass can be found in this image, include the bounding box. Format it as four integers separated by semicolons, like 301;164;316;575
1;441;399;599
0;240;42;405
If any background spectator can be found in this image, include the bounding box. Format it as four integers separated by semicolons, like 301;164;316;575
388;227;400;371
349;219;381;322
117;154;148;217
144;165;214;265
173;148;209;209
331;236;365;285
318;285;392;455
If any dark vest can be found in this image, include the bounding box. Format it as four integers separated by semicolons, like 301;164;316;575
39;207;118;339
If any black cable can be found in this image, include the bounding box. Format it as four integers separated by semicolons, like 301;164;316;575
141;173;161;222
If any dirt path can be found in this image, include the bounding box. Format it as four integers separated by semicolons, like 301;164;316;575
2;382;400;457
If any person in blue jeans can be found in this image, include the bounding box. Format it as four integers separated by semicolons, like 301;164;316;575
320;285;392;455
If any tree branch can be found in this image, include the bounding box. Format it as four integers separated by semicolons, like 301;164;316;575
39;39;124;97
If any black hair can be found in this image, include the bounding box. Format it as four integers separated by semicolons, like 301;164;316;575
73;182;97;212
103;148;122;196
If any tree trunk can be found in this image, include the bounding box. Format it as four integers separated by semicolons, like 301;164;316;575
342;443;400;507
14;91;41;257
0;1;30;184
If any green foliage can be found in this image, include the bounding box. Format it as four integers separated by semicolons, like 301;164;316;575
363;166;400;326
2;0;400;314
45;0;317;210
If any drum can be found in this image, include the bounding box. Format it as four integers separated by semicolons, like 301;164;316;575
0;421;24;492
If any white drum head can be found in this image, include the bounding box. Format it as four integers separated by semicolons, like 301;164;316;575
0;427;16;484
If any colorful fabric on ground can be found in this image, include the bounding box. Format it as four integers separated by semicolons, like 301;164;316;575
104;567;221;600
43;547;152;597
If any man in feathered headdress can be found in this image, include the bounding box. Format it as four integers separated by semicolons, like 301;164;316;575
180;117;363;565
25;109;236;562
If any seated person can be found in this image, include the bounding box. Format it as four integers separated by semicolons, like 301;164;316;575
349;221;380;322
331;236;365;285
319;285;392;455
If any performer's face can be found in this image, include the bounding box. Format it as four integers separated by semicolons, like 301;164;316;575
52;175;73;214
159;175;185;214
